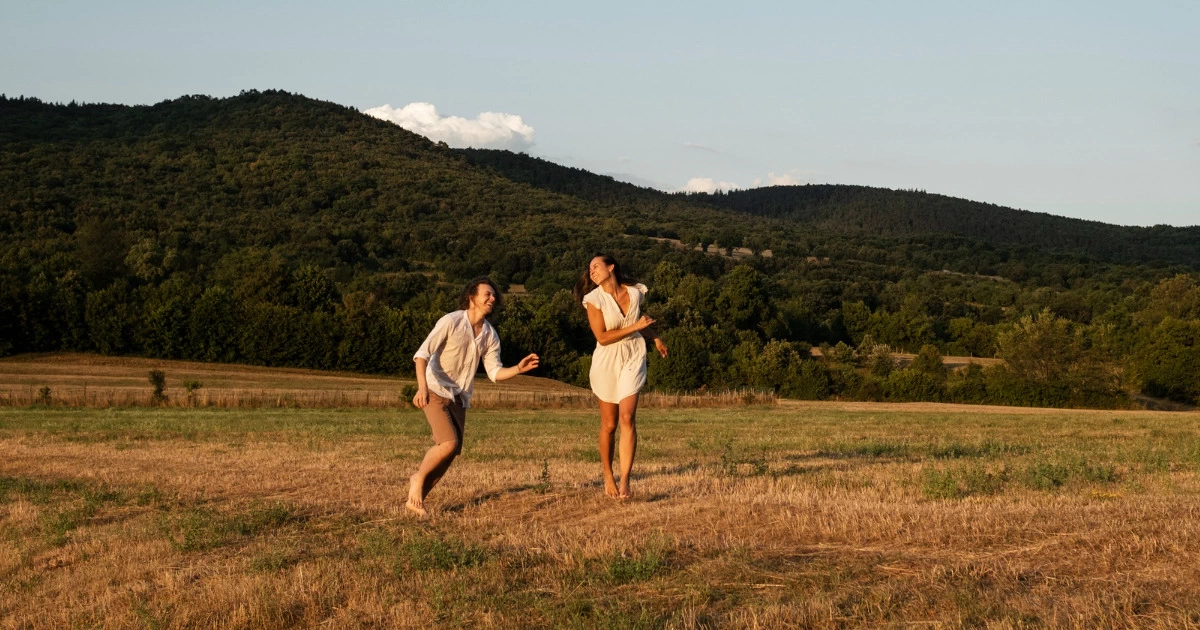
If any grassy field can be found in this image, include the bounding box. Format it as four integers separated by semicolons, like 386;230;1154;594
4;402;1200;628
0;353;588;408
0;354;772;409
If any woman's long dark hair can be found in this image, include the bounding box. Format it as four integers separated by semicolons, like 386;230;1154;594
573;253;638;304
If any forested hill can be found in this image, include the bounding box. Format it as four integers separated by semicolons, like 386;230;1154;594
704;186;1200;269
462;148;1200;269
0;90;760;289
3;90;1199;409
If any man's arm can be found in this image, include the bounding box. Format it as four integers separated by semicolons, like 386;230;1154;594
482;332;539;382
412;316;451;408
412;357;431;408
493;354;540;381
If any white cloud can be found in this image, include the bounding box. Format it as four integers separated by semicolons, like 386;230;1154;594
679;177;741;193
677;170;813;193
363;102;535;150
751;171;804;187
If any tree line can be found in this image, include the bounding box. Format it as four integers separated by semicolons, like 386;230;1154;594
2;91;1198;408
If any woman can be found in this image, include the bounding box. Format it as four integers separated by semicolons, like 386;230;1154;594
408;277;539;516
574;254;668;499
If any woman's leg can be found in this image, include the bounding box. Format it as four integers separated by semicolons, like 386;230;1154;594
598;400;620;497
617;393;639;498
407;396;463;515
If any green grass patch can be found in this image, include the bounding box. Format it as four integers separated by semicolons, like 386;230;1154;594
360;528;490;573
922;464;1008;500
820;439;912;459
0;476;87;505
161;502;300;551
398;533;489;572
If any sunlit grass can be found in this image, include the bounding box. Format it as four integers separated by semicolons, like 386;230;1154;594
3;403;1200;627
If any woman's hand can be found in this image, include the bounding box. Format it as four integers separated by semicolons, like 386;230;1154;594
632;315;655;331
654;338;669;358
412;385;429;409
517;353;540;373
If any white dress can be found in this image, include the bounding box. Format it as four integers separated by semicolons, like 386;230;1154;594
582;283;649;404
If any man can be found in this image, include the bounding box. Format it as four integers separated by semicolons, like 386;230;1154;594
408;277;539;515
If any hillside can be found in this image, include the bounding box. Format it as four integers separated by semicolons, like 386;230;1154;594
463;149;1200;268
2;91;1198;408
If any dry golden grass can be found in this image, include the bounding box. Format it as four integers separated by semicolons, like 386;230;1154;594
0;354;773;409
4;402;1200;628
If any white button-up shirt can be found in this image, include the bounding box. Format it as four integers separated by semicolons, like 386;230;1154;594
413;310;503;409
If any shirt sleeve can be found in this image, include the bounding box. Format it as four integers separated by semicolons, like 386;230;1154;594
581;288;602;310
481;327;503;382
413;314;452;362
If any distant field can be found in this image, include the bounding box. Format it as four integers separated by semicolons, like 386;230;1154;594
3;403;1200;627
0;353;588;408
0;354;773;409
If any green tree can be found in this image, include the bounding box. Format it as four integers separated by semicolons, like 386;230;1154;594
715;265;770;332
648;326;710;391
1132;318;1200;404
85;281;138;354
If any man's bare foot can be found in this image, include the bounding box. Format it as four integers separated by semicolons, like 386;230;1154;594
405;497;427;517
407;476;427;516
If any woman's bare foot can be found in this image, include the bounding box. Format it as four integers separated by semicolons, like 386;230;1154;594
618;482;632;500
604;478;620;498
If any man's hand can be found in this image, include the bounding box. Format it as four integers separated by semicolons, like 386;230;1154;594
518;354;540;373
654;338;669;358
412;386;430;409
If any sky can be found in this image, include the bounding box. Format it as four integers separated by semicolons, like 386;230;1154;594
3;1;1198;227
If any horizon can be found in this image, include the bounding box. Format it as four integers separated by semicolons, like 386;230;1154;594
3;1;1197;227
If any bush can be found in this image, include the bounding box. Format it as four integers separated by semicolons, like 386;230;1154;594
182;380;202;405
148;370;167;404
783;360;831;400
946;364;988;403
883;369;946;402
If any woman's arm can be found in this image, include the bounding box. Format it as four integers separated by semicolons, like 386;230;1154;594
586;304;654;345
641;326;669;358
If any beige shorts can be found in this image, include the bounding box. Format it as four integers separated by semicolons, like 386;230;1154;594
423;392;466;456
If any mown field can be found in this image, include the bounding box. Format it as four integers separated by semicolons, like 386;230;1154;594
0;353;588;408
0;354;773;409
4;401;1200;628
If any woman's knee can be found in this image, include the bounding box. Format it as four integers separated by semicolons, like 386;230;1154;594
618;413;636;429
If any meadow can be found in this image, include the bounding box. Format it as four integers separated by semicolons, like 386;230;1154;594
4;400;1200;628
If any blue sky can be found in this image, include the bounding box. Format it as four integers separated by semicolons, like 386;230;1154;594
3;1;1198;226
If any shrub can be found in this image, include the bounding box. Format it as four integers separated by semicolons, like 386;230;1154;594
883;369;945;402
182;380;202;405
148;370;167;404
783;360;831;400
